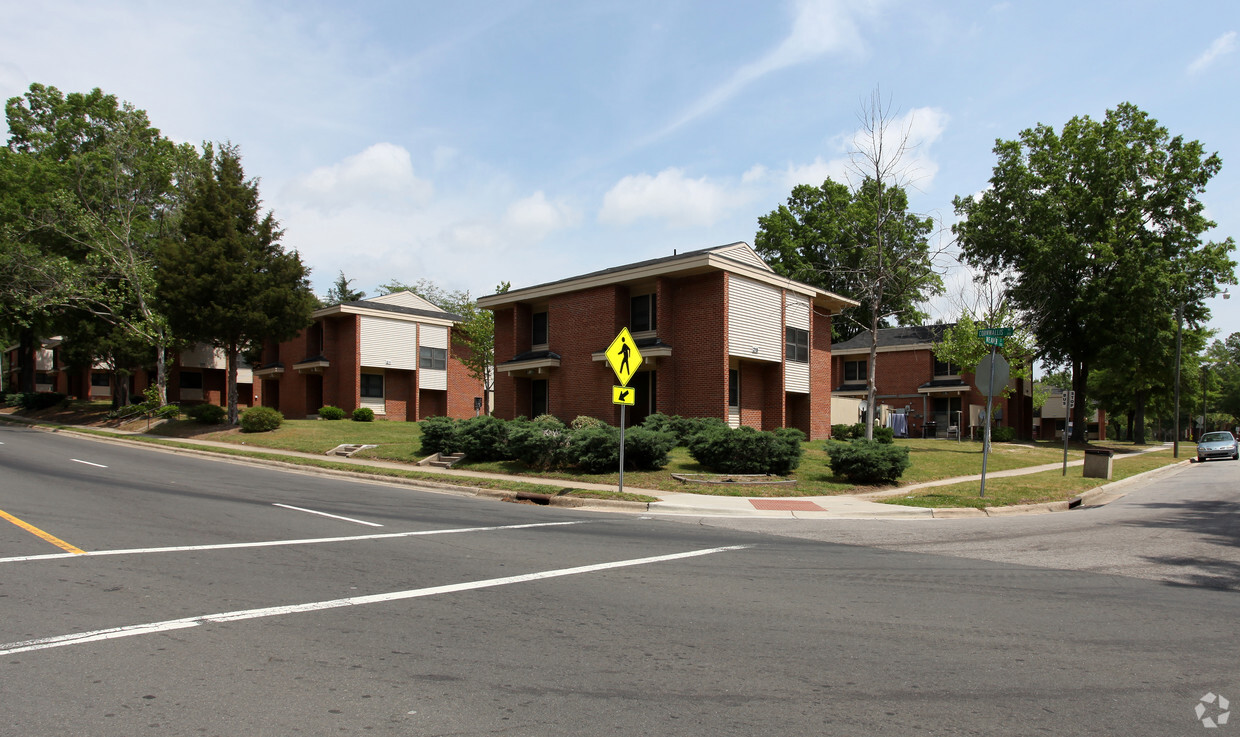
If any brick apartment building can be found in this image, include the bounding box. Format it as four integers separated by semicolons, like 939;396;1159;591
252;291;481;421
476;242;857;440
831;324;1035;440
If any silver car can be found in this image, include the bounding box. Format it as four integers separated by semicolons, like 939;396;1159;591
1196;431;1239;462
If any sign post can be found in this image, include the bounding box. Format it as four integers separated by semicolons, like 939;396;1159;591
1061;390;1075;476
974;328;1013;498
605;328;643;494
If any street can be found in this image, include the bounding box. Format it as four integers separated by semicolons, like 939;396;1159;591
2;421;1238;736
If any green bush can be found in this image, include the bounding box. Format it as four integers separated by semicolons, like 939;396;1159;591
569;415;605;430
507;416;568;470
641;413;698;445
456;415;511;461
825;439;911;485
186;404;225;424
687;425;805;475
240;406;284;433
831;423;856;440
12;392;67;411
419;416;459;455
565;424;620;473
991;425;1016;442
352;407;375;422
872;426;894;444
623;426;677;470
317;405;346;420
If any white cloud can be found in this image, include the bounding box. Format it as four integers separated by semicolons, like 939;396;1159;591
503;191;580;239
1188;31;1237;74
599;168;744;227
281;143;433;212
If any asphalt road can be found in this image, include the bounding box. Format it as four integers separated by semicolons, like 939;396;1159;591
2;422;1237;736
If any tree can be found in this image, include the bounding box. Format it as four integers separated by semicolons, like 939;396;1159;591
323;271;365;306
756;91;945;440
955;103;1236;442
1;84;199;401
158;143;316;424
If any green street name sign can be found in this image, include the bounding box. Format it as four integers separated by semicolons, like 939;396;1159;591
977;327;1015;338
983;336;1005;347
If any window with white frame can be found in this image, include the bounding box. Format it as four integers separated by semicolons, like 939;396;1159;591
419;346;447;371
785;327;809;363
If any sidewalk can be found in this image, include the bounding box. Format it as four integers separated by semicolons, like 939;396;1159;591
4;415;1186;520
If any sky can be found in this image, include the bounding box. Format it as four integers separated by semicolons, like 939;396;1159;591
2;0;1237;346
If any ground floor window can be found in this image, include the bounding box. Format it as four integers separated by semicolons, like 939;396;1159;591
531;379;548;417
360;373;384;399
179;371;203;390
728;369;739;408
90;373;111;388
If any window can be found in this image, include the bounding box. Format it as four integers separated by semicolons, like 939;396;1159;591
360;373;384;399
179;371;203;390
785;327;809;363
419;346;447;371
90;373;111;387
630;293;657;332
934;358;960;377
531;379;548;417
729;369;739;408
844;360;867;382
532;311;548;346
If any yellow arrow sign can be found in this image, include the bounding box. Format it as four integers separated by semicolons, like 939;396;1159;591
605;328;643;386
612;385;635;405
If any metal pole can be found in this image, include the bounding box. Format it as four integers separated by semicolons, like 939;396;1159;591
618;404;626;494
1173;303;1183;457
980;344;996;498
1062;394;1070;476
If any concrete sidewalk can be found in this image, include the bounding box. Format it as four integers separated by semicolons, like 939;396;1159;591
3;415;1185;520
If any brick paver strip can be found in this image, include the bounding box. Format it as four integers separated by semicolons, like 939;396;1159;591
748;499;825;511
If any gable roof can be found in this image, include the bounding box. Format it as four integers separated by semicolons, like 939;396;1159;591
832;323;956;354
313;290;464;325
476;241;857;313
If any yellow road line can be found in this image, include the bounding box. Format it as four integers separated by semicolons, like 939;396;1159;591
0;509;86;555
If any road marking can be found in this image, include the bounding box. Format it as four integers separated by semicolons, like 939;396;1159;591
0;521;587;564
0;508;87;555
0;545;751;655
70;458;108;468
274;503;383;527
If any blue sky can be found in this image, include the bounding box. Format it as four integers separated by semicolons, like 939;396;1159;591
2;0;1237;344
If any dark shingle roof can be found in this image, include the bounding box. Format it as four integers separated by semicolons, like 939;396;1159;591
341;299;464;323
832;323;956;351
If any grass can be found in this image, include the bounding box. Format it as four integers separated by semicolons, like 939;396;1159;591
3;405;1186;507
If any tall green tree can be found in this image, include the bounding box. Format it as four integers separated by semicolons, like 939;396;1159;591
954;103;1236;442
323;271;365;306
1;84;199;401
158;143;316;424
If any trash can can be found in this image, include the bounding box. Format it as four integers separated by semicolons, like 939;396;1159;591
1083;449;1113;480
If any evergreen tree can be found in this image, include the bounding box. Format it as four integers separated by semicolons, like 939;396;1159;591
323;271;365;305
158;143;316;424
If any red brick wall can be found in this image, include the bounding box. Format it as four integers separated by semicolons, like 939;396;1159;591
384;369;413;421
446;328;483;419
809;309;833;439
324;315;360;413
419;389;447;419
492;307;519;420
546;285;625;423
669;272;728;420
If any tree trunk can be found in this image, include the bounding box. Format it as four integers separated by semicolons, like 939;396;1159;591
865;313;879;442
18;328;37;393
1072;360;1088;443
226;343;240;425
1132;391;1147;445
154;344;168;405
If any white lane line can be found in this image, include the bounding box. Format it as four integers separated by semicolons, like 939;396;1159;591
0;545;751;655
0;521;586;564
70;458;108;468
273;503;383;527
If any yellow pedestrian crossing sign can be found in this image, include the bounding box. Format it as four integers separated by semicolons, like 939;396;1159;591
613;386;635;405
605;328;643;386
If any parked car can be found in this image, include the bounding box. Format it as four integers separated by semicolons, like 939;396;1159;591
1196;431;1239;462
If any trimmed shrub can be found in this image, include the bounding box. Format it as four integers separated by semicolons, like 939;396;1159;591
681;416;729;443
623;426;677;471
13;392;67;411
317;405;346;420
687;425;805;475
507;416;568;470
186;404;226;424
419;416;459;455
456;415;511;461
352;407;375;422
565;424;620;473
991;425;1016;442
831;423;856;440
642;413;698;446
240;406;284;433
825;439;911;485
570;415;605;430
872;426;894;444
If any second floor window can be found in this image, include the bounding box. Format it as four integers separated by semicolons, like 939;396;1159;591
785;327;809;363
532;311;548;346
630;293;657;332
844;359;866;382
934;358;960;377
419;346;447;371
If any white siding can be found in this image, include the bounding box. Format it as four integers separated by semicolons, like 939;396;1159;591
785;292;811;393
366;291;443;311
728;407;741;429
420;324;448;390
360;316;418;370
728;275;782;363
716;243;774;271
